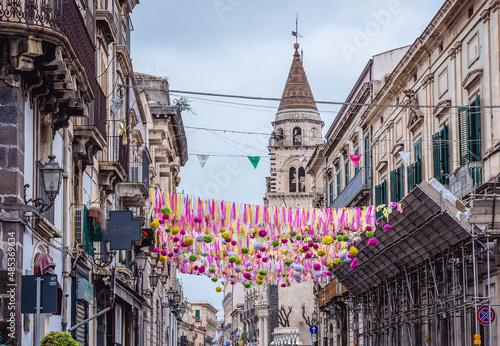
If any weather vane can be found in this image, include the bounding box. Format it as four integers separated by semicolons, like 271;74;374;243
292;12;302;43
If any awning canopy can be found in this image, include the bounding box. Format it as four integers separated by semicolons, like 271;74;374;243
330;181;472;296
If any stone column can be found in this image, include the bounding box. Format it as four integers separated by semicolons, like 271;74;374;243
0;79;25;345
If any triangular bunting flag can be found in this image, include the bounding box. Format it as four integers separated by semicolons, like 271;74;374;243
248;156;261;169
298;156;311;169
398;151;411;164
349;155;361;168
197;155;210;168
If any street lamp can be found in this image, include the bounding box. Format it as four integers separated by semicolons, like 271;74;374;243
24;154;64;213
347;297;354;310
134;251;148;274
149;270;159;290
312;310;317;323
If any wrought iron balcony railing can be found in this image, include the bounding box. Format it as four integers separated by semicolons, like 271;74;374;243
330;167;370;209
0;0;97;95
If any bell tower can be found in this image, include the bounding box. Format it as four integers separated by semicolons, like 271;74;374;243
265;43;324;208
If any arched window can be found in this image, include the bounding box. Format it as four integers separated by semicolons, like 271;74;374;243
289;167;297;192
298;167;306;192
276;128;284;145
311;128;317;142
293;127;302;146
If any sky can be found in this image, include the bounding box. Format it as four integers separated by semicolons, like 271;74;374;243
131;0;445;319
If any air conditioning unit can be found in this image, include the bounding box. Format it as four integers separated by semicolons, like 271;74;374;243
74;208;85;245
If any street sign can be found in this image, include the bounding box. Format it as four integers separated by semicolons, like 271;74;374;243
310;325;318;334
226;342;230;346
312;334;317;342
477;306;496;325
103;210;142;250
21;275;58;314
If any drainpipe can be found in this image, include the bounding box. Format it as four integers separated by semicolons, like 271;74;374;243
62;127;71;331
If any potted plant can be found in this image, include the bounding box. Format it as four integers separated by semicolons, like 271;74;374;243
40;331;81;345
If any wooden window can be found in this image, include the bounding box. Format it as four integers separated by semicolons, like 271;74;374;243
458;95;481;166
336;172;341;197
344;161;349;187
298;167;306;192
293;127;302;146
433;124;450;184
390;165;404;202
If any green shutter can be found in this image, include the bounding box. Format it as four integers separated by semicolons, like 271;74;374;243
375;184;382;219
458;107;469;166
381;180;387;205
390;169;397;202
407;164;415;191
441;124;450;184
470;95;481;162
397;164;404;201
414;139;422;185
432;132;441;180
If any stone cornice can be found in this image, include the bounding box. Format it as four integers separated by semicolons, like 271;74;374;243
272;119;324;126
481;9;491;22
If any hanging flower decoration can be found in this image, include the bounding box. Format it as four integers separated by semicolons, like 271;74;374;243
147;191;402;288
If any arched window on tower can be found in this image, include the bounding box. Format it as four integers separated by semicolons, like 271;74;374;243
298;167;306;192
276;128;284;146
293;127;302;146
289;167;297;192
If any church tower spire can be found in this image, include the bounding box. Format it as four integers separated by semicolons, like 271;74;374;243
278;43;318;112
264;43;324;209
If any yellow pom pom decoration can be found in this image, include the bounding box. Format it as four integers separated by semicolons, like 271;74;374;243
184;237;194;246
317;249;326;257
221;232;231;240
304;226;309;231
256;279;264;285
159;255;167;263
334;258;341;264
151;219;160;230
171;226;180;235
327;261;334;268
216;287;222;292
235;258;242;265
322;236;334;245
349;247;358;256
257;274;264;280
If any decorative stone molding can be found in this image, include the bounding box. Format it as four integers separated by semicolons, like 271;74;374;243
490;0;500;12
421;74;434;88
117;182;149;209
391;142;405;156
73;126;106;170
99;161;126;193
404;90;424;133
481;9;491;22
376;160;388;173
462;69;483;91
433;100;452;119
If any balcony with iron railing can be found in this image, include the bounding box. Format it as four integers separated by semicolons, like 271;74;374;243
330;167;370;209
449;162;483;199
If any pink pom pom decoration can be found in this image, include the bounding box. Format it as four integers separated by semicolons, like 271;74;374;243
258;230;268;237
153;247;160;253
368;238;378;246
172;237;179;243
313;263;321;271
384;224;392;230
231;240;237;246
366;226;372;231
350;258;359;270
262;257;268;263
281;239;288;244
161;249;167;256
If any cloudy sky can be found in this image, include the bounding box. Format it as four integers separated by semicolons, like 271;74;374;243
131;0;444;318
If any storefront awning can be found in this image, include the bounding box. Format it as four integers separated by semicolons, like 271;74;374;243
330;180;472;296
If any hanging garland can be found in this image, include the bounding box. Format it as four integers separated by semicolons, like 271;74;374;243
147;190;402;290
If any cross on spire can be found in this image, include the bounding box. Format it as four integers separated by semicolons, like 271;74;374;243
292;12;302;43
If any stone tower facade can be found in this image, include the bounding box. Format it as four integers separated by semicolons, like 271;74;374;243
265;43;324;209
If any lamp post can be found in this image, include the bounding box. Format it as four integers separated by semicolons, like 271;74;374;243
134;251;148;294
24;154;64;213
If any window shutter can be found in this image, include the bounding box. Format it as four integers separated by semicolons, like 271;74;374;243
407;164;415;191
381;180;387;205
458;107;469;166
390;169;397;202
432;132;441;181
398;164;404;201
441;124;450;184
470;95;481;162
375;184;382;218
414;139;422;184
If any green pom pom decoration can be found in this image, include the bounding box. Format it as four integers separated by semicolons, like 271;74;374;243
165;228;171;233
241;247;249;254
284;260;292;266
244;282;251;288
342;235;350;242
272;240;280;248
209;267;216;273
203;235;213;243
258;269;267;276
292;231;297;237
366;231;375;238
211;277;218;282
189;254;197;262
228;256;237;263
295;235;302;241
336;235;343;241
161;206;172;215
230;274;235;278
